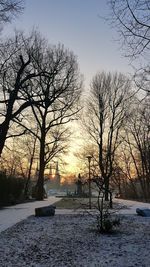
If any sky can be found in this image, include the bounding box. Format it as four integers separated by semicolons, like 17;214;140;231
4;0;132;89
3;0;133;175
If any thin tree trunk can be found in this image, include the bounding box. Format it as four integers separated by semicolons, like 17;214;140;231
24;135;37;198
36;117;46;200
36;138;45;200
104;176;109;201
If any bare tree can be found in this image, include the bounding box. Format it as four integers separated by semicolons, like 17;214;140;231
108;0;150;58
0;31;49;157
108;0;150;94
74;142;100;178
14;44;82;200
0;136;29;177
122;98;150;200
0;0;24;29
83;71;131;200
112;151;139;199
133;66;150;94
23;129;38;198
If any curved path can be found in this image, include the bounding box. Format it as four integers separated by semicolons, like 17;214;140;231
0;196;58;232
0;197;150;233
114;198;150;214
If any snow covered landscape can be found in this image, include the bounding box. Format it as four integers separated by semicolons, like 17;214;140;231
0;201;150;267
0;1;149;266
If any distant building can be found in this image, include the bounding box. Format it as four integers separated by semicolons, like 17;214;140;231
44;162;61;195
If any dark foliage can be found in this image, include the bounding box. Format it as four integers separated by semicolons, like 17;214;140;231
0;171;25;207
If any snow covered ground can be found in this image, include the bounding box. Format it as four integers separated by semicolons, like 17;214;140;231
0;212;150;267
0;198;150;266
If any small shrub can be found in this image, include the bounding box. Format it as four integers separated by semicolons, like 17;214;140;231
97;212;121;233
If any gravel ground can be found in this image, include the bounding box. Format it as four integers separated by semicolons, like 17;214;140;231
0;213;150;267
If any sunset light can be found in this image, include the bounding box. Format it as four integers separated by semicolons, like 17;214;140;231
0;1;149;265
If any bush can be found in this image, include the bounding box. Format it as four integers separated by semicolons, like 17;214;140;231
0;172;25;207
96;190;121;234
97;213;120;233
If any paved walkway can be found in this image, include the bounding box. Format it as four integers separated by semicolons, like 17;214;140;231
0;197;58;232
114;198;150;214
0;197;150;233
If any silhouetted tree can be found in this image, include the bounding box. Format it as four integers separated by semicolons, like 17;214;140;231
108;0;150;93
122;97;150;200
0;31;49;156
14;43;82;200
0;0;24;29
23;129;38;198
109;0;150;58
83;72;131;200
74;142;99;178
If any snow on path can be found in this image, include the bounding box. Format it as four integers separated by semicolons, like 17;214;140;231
0;196;59;232
114;198;150;214
0;197;150;233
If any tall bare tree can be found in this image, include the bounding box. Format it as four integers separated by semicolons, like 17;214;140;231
122;97;150;200
83;71;131;200
14;44;82;200
108;0;150;94
0;31;49;156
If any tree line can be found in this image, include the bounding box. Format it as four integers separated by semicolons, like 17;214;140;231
78;72;149;201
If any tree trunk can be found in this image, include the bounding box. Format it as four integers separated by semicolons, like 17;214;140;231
104;176;109;201
24;136;37;198
36;130;45;200
118;182;122;196
0;121;10;157
24;156;33;199
0;92;16;156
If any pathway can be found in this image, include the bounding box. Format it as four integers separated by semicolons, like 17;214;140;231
0;197;150;233
114;198;150;214
0;196;58;232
